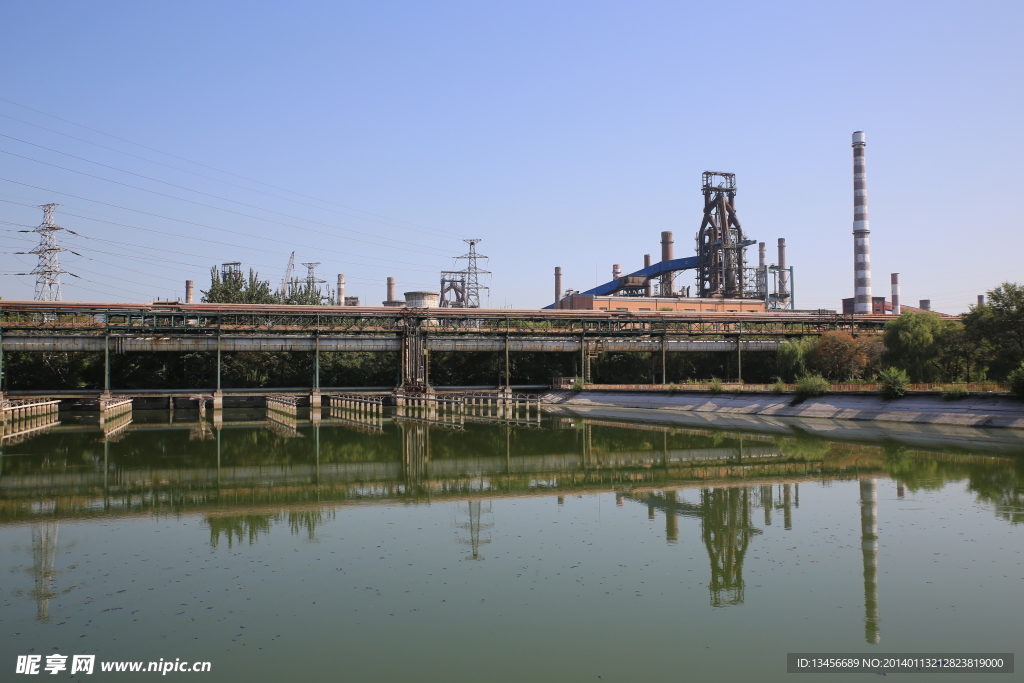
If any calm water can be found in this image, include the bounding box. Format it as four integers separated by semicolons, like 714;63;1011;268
1;405;1022;682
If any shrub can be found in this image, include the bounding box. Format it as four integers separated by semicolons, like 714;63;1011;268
709;377;723;393
1008;363;1024;400
942;385;970;400
572;377;585;392
771;377;786;395
794;373;829;400
666;382;679;395
878;367;909;399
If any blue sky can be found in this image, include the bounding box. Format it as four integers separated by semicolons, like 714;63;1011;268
1;0;1021;311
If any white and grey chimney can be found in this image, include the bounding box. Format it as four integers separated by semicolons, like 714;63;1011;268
852;131;872;314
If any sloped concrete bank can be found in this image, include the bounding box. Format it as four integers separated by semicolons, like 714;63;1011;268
540;390;1024;429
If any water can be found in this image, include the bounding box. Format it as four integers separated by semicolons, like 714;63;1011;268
1;405;1021;681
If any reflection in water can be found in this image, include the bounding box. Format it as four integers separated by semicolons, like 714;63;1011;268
860;478;880;644
454;501;493;560
702;487;761;607
3;408;1024;639
29;522;59;622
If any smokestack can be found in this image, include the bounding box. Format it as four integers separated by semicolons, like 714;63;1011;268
919;299;931;311
644;254;652;297
554;267;562;305
337;274;345;305
852;131;872;314
387;277;395;302
758;242;766;268
890;273;900;315
612;264;621;280
184;280;194;304
978;294;986;307
777;238;788;296
660;231;674;296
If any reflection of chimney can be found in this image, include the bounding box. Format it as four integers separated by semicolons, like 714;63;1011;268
665;490;678;544
783;483;793;530
644;254;652;296
890;273;900;315
185;280;194;304
554;267;562;305
761;485;773;525
660;231;674;296
860;478;880;644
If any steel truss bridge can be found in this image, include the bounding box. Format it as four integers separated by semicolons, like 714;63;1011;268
0;301;893;391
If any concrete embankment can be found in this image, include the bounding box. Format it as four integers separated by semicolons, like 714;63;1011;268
540;390;1024;429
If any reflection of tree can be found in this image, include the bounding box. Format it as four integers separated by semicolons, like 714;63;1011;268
701;488;761;607
206;509;334;547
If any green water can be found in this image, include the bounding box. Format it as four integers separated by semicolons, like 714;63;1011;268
1;406;1021;682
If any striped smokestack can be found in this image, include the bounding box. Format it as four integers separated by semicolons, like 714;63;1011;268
890;273;900;315
852;131;872;314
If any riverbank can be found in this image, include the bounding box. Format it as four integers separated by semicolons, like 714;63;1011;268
540;389;1024;428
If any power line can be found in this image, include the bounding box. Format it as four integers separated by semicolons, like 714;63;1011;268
0;148;455;257
0;97;465;239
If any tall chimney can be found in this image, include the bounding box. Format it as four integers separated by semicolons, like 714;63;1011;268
387;277;396;302
185;280;194;304
660;231;674;296
890;273;900;315
337;274;345;305
643;254;652;297
554;267;563;305
758;242;766;268
612;264;621;280
978;294;986;307
919;299;931;311
777;238;788;297
852;131;872;314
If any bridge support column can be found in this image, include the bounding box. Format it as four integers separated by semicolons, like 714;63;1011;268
311;335;321;409
102;334;111;398
400;323;429;393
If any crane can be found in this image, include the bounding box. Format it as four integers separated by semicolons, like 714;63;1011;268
281;251;295;298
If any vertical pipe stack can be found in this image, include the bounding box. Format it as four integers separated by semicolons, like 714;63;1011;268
643;254;652;296
185;280;194;304
919;300;931;311
387;277;396;302
890;273;900;315
337;274;345;304
852;131;872;314
758;242;766;268
659;231;674;297
554;267;562;305
777;238;788;297
978;294;986;307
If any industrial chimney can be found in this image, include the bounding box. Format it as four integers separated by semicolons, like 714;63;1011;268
612;264;621;280
185;279;194;304
337;274;345;305
777;238;788;297
852;131;872;314
890;273;900;315
643;254;652;296
660;231;674;296
758;242;766;268
387;276;395;302
554;267;562;305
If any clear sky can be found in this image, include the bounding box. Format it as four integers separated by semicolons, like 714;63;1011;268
1;0;1021;312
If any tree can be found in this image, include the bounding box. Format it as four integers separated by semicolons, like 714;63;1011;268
882;310;959;382
962;282;1024;379
201;267;277;304
776;337;817;382
810;331;867;380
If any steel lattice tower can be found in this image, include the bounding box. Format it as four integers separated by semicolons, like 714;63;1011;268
455;239;490;308
29;204;69;301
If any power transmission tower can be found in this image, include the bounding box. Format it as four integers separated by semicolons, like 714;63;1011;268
299;262;330;302
27;204;69;301
455;239;490;308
